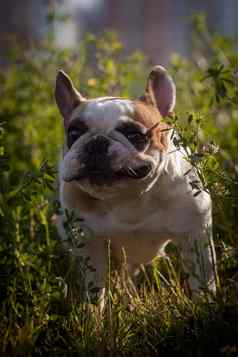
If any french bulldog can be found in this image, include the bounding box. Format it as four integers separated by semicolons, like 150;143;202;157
55;66;216;305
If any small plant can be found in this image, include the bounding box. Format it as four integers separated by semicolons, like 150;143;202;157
0;19;238;355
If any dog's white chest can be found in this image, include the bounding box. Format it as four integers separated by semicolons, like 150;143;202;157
77;185;211;239
79;199;169;237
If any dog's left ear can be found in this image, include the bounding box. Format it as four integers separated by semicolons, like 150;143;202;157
55;70;86;127
141;66;176;117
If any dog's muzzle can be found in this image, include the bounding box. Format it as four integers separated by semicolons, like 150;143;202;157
64;135;153;184
83;135;110;173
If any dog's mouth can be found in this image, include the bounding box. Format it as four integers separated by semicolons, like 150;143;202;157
63;163;153;185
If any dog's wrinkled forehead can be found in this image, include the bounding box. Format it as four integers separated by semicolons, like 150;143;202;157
70;98;134;132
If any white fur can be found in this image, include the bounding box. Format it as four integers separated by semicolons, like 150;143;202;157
58;98;216;303
71;98;134;132
60;99;161;200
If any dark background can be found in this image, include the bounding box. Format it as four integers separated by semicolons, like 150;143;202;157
1;0;238;64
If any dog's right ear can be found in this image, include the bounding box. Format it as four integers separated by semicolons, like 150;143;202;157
55;70;85;127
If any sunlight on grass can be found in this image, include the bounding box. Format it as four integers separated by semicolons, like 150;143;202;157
0;18;238;355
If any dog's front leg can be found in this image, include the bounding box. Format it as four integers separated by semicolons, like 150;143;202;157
74;237;108;309
179;227;217;297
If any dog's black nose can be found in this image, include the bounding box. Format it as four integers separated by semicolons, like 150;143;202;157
85;135;110;155
83;136;111;175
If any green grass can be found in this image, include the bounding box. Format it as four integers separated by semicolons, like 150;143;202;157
0;17;238;356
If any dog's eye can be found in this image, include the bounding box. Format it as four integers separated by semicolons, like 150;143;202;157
127;132;149;150
119;128;149;151
67;124;88;148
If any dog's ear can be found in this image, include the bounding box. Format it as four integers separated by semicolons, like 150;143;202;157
55;70;85;127
140;66;176;117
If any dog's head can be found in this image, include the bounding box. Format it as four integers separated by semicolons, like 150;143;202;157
55;66;176;199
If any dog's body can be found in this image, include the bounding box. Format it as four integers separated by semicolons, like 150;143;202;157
55;66;216;303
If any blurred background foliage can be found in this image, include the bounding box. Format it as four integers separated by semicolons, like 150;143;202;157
0;13;238;356
1;32;147;174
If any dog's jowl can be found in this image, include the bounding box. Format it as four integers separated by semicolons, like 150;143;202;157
55;65;216;304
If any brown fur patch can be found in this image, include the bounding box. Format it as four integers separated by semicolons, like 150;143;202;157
133;101;171;151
